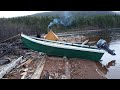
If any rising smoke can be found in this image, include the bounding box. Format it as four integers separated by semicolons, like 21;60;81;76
48;11;74;29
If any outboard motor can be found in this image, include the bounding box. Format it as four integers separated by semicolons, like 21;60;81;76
96;39;116;55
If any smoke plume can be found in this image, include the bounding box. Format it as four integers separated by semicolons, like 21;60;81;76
48;11;74;29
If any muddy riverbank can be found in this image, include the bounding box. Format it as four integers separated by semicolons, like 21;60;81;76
0;35;107;79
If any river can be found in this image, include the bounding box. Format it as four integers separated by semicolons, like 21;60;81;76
84;29;120;79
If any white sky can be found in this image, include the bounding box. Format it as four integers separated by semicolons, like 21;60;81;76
0;11;52;18
0;11;119;18
113;11;120;12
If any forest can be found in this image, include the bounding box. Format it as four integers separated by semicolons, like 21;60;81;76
0;14;120;41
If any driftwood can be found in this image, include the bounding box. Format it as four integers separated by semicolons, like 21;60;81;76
17;54;37;69
64;57;71;79
0;47;13;58
0;37;22;58
0;43;8;46
0;43;16;58
0;56;23;79
0;48;8;51
0;34;20;44
0;59;11;65
31;55;46;79
20;68;28;79
21;72;27;79
17;59;33;68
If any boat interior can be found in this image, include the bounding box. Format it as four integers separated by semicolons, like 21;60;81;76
29;35;98;49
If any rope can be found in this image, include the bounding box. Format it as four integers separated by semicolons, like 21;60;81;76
0;34;21;44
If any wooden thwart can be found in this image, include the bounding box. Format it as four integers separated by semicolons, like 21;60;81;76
81;40;89;46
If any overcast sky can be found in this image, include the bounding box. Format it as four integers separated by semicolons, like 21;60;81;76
0;11;52;18
0;11;119;18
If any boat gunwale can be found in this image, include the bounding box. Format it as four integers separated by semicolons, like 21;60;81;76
21;34;105;54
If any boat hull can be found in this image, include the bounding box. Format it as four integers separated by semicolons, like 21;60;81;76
21;34;104;61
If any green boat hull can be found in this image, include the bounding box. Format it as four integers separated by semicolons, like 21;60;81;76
21;34;104;61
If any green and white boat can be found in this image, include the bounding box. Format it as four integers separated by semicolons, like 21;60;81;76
21;33;109;61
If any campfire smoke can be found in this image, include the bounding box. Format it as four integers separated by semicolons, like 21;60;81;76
48;11;74;29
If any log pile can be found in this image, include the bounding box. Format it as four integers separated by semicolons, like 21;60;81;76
0;56;23;79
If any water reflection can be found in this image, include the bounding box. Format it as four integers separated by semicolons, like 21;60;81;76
84;29;120;79
95;60;116;75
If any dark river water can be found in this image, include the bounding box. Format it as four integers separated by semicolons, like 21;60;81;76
84;29;120;79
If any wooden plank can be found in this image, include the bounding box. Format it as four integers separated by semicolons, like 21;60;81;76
31;55;46;79
0;56;23;79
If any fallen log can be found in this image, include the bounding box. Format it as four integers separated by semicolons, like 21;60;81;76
0;43;8;46
0;59;11;65
0;56;23;79
0;34;20;44
64;57;71;79
0;47;8;51
31;55;46;79
0;43;15;58
0;48;13;58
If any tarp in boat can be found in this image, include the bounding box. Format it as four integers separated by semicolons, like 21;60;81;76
44;30;59;41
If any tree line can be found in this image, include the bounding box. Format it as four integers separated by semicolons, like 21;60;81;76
0;14;120;41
